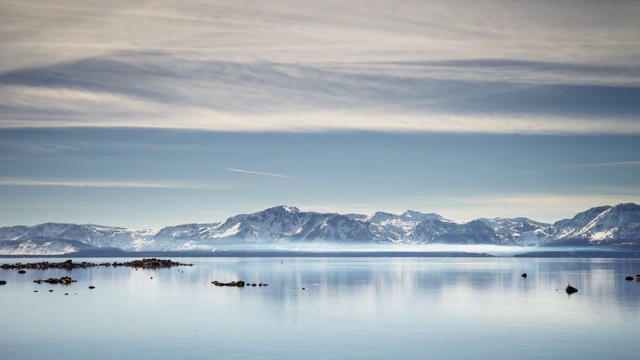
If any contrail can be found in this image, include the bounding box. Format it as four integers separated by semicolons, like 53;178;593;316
226;168;297;179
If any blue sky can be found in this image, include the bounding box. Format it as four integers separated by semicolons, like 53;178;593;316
0;0;639;228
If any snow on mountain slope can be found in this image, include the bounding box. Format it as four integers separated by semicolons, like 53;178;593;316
365;210;442;242
479;217;551;245
0;223;156;252
0;238;95;255
406;218;501;244
548;203;640;245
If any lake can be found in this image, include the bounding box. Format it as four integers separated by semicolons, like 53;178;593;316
1;257;639;360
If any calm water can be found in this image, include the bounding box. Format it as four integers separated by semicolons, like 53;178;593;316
1;257;639;360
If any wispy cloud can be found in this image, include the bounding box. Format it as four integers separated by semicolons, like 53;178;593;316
571;161;640;168
226;168;297;179
0;177;223;189
2;0;639;73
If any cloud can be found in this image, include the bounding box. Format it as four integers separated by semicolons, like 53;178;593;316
1;1;639;135
0;177;223;189
226;168;297;179
571;161;640;168
2;0;639;73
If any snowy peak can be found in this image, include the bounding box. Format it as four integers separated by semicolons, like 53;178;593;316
263;205;300;214
400;210;442;222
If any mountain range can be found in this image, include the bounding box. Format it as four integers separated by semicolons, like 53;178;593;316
1;203;639;255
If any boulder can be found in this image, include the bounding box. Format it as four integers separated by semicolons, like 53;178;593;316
625;276;634;281
0;280;6;285
565;284;578;294
521;273;527;278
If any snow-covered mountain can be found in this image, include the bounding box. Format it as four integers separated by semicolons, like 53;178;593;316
546;203;640;246
0;223;156;254
478;217;551;245
1;203;638;254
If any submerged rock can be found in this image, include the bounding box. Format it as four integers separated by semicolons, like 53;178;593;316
0;280;6;285
521;273;527;278
625;276;634;281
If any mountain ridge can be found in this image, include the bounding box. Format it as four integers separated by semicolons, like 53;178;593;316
1;203;639;255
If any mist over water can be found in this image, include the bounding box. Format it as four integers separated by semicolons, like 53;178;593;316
207;242;628;257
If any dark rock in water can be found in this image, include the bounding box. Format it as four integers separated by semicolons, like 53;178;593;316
626;276;634;281
0;280;6;285
237;281;245;287
48;289;53;292
18;270;26;274
251;283;257;287
33;276;76;285
88;286;95;289
521;273;527;278
565;284;578;294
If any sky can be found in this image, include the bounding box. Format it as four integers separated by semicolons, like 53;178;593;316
0;0;639;228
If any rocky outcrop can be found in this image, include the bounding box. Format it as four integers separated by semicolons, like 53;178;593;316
33;276;77;285
212;280;269;287
1;258;192;270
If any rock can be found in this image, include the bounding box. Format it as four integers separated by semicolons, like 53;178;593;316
626;276;634;281
237;281;245;287
18;270;26;274
34;276;76;285
565;284;578;294
521;273;527;278
0;280;6;285
0;258;192;271
88;286;95;289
